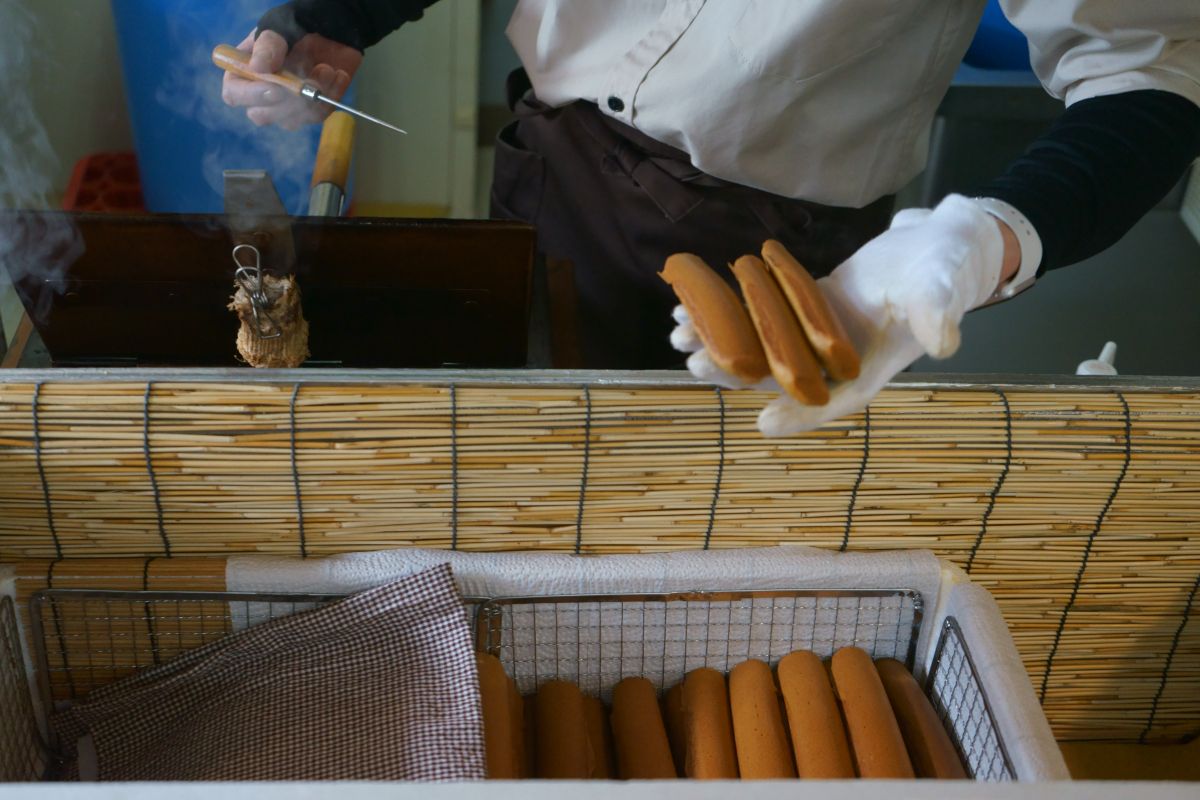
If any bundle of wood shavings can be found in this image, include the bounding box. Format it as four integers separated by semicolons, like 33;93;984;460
228;273;310;368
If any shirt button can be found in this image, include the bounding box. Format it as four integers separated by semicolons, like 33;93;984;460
607;96;625;113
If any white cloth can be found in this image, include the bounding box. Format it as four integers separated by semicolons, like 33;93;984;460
932;568;1071;781
672;194;1005;435
506;0;1200;207
229;546;945;692
228;546;941;604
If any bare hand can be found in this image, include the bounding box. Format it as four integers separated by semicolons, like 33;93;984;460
221;29;363;131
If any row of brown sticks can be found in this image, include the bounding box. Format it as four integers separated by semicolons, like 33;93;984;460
478;645;967;780
661;240;861;407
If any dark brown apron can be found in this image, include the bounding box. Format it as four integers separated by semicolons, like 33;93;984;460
490;69;894;369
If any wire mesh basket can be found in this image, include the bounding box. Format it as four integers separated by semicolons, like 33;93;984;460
928;616;1016;781
11;587;1015;782
27;591;352;708
474;590;923;699
474;589;1012;781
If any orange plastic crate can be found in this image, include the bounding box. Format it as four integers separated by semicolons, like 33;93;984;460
62;152;145;213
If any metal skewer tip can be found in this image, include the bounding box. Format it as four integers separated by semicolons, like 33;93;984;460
301;86;407;135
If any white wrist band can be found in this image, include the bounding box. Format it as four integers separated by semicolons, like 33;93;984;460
972;197;1043;301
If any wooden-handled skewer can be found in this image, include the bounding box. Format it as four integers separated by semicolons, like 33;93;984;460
309;111;356;216
211;44;407;136
212;43;306;93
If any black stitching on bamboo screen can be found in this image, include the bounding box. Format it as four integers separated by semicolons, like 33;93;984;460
143;383;170;558
702;387;726;550
142;557;162;666
450;384;459;551
31;383;62;560
966;389;1013;573
1140;572;1200;743
289;384;307;558
840;405;871;553
574;386;593;555
1039;392;1132;704
45;559;75;698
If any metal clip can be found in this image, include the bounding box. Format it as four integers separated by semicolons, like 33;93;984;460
232;244;282;339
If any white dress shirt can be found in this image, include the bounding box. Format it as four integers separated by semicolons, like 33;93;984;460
506;1;1200;208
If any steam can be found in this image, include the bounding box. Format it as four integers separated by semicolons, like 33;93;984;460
153;0;320;214
0;0;318;340
0;0;85;319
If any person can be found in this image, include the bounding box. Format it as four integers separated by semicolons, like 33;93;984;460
223;1;1200;434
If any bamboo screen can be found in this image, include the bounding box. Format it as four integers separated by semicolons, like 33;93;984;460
0;375;1196;742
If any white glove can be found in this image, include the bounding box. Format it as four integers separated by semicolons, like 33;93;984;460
671;194;1007;436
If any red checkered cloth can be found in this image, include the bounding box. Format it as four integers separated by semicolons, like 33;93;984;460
54;563;485;781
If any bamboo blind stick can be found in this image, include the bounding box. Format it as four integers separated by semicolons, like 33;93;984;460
1;381;1198;742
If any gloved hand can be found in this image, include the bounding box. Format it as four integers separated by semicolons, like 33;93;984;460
221;3;363;131
671;194;1009;436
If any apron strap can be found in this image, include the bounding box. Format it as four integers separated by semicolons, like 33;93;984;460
507;68;707;222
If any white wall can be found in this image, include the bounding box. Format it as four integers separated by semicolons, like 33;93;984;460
2;1;134;344
354;0;480;218
21;0;135;197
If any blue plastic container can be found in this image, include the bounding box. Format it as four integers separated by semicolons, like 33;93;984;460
963;1;1033;72
110;0;352;214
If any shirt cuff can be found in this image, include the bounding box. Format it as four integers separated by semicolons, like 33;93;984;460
970;197;1042;303
1065;67;1200;111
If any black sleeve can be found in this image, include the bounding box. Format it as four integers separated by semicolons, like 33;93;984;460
977;89;1200;273
257;0;441;52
